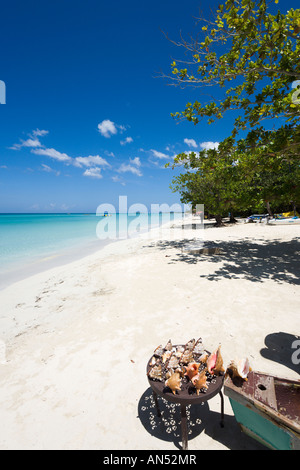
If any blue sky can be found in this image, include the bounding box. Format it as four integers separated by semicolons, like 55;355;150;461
0;0;298;212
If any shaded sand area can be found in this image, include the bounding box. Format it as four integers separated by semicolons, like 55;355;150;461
0;217;299;450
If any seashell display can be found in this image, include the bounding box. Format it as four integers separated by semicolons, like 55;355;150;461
148;338;228;396
207;345;225;376
165;371;182;395
226;358;251;381
191;369;208;395
184;362;200;381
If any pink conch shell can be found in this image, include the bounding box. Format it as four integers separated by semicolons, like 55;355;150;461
165;371;181;395
191;370;208;395
227;358;251;381
207;345;225;375
184;362;200;381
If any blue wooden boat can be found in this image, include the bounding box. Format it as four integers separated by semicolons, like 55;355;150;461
224;370;300;450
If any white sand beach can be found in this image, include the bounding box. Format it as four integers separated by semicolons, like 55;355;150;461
0;217;299;450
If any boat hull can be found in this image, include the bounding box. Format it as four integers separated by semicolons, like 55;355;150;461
228;397;300;450
224;371;300;450
268;218;300;225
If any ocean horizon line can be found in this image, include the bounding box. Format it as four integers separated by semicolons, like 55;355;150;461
0;211;188;215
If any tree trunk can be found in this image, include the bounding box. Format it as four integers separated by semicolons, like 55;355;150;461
215;214;224;226
266;201;273;217
229;212;238;223
292;201;297;216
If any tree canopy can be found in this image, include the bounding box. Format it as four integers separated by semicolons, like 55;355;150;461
164;0;300;222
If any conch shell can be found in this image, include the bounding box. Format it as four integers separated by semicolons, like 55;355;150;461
164;339;173;351
180;339;195;364
199;352;209;363
207;345;225;376
191;369;208;395
165;371;181;395
148;364;163;381
167;354;179;370
184;362;200;381
193;337;204;355
153;345;164;357
162;350;172;363
227;358;251;381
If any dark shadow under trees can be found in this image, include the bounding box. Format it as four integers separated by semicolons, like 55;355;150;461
153;237;300;285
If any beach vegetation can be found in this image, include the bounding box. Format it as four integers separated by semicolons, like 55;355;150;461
164;0;300;223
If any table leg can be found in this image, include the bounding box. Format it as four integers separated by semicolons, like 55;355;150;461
180;404;188;450
219;390;224;428
152;390;161;417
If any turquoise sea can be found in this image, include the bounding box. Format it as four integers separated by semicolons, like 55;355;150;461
0;213;181;288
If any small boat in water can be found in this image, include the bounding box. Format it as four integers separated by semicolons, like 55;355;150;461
224;370;300;450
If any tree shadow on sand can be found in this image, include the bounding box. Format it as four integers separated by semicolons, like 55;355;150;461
154;237;300;284
137;388;267;450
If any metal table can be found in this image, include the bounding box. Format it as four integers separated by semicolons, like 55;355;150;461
147;349;224;450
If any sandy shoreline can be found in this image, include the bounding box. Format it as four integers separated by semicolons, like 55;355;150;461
0;216;299;450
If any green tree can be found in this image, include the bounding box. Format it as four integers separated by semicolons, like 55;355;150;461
168;139;254;225
164;0;300;216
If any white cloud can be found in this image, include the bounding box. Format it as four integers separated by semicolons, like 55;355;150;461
32;129;49;137
10;129;48;150
118;124;127;133
117;163;142;176
98;119;118;138
41;164;60;176
105;150;115;158
112;175;126;185
199;141;219;150
129;156;141;167
10;137;42;150
23;138;42;147
83;167;103;179
31;147;72;163
184;138;197;148
120;136;133;145
150;149;170;159
74;155;110;168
